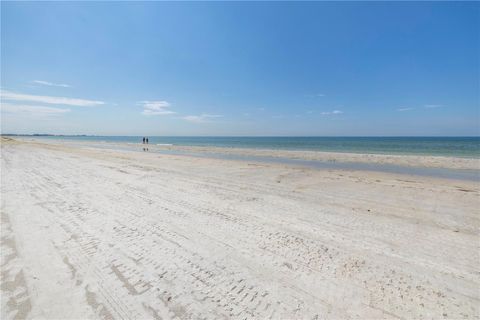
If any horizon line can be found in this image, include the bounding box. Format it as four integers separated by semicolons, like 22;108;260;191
2;134;479;138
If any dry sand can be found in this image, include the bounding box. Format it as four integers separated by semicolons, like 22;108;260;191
1;138;479;319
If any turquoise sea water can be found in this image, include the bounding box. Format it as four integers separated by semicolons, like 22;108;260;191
16;136;480;158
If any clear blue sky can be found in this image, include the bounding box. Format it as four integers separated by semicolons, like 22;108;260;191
1;2;479;136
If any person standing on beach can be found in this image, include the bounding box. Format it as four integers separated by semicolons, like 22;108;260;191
142;137;145;144
146;137;149;144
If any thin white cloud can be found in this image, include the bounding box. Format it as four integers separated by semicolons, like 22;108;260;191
424;104;442;109
141;100;170;109
139;100;176;116
397;107;413;112
32;80;71;88
305;93;326;97
0;90;104;107
182;114;223;123
142;109;175;116
321;110;343;115
1;103;70;115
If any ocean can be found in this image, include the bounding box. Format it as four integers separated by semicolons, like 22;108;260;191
14;136;480;158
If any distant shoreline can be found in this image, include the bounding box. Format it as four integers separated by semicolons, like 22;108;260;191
7;134;480;159
6;136;480;174
3;134;479;138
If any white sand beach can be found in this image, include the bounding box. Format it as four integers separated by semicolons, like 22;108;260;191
1;138;479;319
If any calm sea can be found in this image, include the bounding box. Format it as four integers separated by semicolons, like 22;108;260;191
27;136;480;158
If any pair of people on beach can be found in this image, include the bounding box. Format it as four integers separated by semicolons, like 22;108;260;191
142;137;149;151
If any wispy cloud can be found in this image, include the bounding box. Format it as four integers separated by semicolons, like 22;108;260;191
0;90;104;107
397;107;413;112
424;104;442;109
321;110;343;115
32;80;71;88
140;100;175;116
1;103;70;115
182;114;223;123
306;93;326;97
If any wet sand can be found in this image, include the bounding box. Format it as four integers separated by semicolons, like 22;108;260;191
1;138;479;319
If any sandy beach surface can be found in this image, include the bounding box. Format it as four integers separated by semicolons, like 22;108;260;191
1;138;479;319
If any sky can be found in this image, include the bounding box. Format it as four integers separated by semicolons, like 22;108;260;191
1;1;479;136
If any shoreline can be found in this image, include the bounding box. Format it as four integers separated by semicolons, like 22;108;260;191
5;135;480;160
156;144;480;171
12;136;480;171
